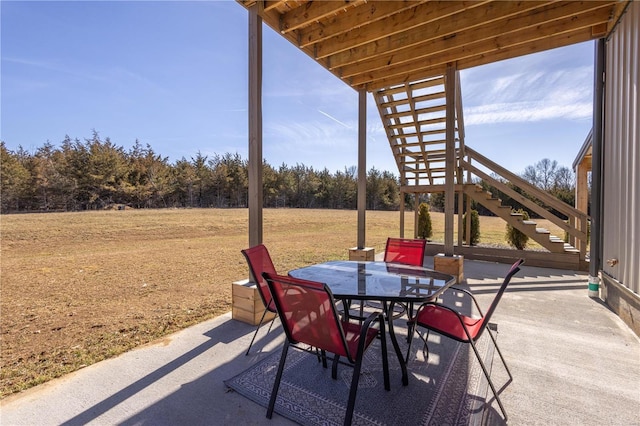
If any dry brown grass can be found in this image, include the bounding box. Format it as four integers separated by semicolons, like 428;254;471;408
0;208;563;397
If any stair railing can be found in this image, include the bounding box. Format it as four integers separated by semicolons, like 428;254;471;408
460;146;589;259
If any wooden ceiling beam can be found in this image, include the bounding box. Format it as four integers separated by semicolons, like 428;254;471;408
366;26;596;91
239;1;334;83
237;0;627;93
327;0;543;68
356;10;612;89
456;27;597;71
315;1;489;59
279;1;364;34
337;2;613;79
298;0;426;48
604;1;631;35
263;1;287;13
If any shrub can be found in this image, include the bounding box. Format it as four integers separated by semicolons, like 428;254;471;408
463;209;480;245
506;209;529;250
417;202;432;240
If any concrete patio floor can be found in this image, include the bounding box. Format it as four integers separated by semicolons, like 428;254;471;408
1;258;639;425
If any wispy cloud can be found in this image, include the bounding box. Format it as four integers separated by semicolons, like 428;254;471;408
3;56;166;94
465;101;591;125
462;65;593;125
4;56;107;83
266;120;350;143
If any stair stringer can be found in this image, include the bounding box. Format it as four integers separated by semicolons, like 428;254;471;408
462;184;578;254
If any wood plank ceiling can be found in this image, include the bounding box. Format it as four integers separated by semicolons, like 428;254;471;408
237;0;629;91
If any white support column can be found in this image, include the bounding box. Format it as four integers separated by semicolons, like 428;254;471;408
248;3;263;247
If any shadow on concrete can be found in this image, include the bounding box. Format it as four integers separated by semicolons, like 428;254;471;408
59;320;260;426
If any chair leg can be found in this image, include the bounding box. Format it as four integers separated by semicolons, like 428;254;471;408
265;314;276;334
405;321;415;364
331;354;340;379
246;307;270;356
344;353;364;426
379;316;390;391
266;341;290;419
319;349;328;368
405;325;430;364
486;326;513;380
406;300;419;341
468;337;509;422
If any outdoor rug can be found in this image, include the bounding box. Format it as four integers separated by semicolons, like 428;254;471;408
225;324;498;426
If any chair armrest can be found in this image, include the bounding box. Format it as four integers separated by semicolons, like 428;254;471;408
361;311;383;331
357;311;385;355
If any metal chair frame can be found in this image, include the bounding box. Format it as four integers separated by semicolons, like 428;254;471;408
264;272;390;426
240;244;279;356
406;259;524;422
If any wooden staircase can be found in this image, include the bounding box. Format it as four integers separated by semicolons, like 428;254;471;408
373;71;590;270
463;183;579;254
373;75;460;187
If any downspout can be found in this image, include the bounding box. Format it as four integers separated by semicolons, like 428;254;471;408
589;38;605;297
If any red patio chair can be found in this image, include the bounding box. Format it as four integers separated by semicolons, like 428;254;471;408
382;237;427;319
383;237;426;266
406;258;524;422
263;272;390;426
240;244;279;356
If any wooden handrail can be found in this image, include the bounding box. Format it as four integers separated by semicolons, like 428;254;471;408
464;146;588;222
461;160;587;242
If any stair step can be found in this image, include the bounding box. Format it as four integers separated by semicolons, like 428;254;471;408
522;220;537;225
535;228;550;234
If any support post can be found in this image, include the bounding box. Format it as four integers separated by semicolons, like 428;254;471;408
414;195;419;239
444;64;456;255
248;3;263;248
357;89;367;249
399;190;405;238
457;191;464;246
350;89;374;260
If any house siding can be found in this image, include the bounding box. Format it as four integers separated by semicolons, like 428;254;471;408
603;1;639;297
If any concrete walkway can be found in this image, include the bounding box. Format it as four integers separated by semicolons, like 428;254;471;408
1;259;639;425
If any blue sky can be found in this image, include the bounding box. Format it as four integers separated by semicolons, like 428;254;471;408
1;1;595;176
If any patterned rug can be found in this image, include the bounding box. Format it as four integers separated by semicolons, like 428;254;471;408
225;324;498;426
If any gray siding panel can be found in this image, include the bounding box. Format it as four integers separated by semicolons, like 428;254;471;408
603;1;639;294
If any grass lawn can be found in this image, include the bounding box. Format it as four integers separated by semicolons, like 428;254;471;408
0;208;562;397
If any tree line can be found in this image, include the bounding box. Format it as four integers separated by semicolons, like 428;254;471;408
0;132;400;213
1;132;577;216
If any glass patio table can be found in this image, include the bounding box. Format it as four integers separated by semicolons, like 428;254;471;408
289;260;455;386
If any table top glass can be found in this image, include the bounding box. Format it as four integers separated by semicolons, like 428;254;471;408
289;260;455;302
